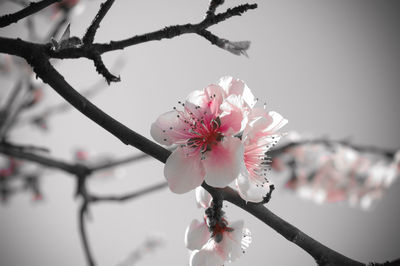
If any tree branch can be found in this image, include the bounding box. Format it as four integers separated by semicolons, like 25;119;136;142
49;3;257;59
0;0;61;28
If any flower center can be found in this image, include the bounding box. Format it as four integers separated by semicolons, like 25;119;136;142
187;117;223;153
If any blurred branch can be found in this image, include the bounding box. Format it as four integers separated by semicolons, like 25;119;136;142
269;138;397;159
79;198;96;266
89;153;148;172
0;141;90;176
17;56;125;129
0;80;23;139
0;0;61;28
90;181;167;203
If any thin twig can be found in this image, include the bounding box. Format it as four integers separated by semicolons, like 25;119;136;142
82;0;115;45
89;153;149;172
0;0;61;28
269;138;397;159
206;0;225;18
0;80;23;138
79;200;95;266
90;181;167;203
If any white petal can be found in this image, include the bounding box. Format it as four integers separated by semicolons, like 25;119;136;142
195;187;213;209
264;111;288;133
241;227;252;251
236;171;271;203
190;246;224;266
164;148;205;194
185;219;210;251
218;76;256;108
216;220;244;262
150;110;189;145
203;137;244;188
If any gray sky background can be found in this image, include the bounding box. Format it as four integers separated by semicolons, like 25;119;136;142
0;0;400;265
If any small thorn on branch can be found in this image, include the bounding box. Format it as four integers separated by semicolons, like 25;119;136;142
91;53;120;84
83;0;115;44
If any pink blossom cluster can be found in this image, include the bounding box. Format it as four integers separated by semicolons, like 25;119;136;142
184;187;251;266
273;141;400;209
151;77;287;203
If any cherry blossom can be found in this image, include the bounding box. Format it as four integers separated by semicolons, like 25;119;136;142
236;107;288;202
185;188;252;266
151;77;256;194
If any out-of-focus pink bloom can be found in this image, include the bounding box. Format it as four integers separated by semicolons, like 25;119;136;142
236;108;287;202
274;139;400;209
151;77;257;194
50;0;85;20
0;157;18;178
185;188;251;266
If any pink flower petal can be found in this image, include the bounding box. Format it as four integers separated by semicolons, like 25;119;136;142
164;148;205;194
219;95;246;134
203;136;244;188
185;84;225;120
185;219;210;251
